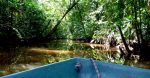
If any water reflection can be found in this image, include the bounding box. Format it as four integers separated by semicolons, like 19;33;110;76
0;40;149;76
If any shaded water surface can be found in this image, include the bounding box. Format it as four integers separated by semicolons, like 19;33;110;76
0;40;149;76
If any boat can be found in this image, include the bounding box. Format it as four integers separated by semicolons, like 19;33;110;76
1;58;150;78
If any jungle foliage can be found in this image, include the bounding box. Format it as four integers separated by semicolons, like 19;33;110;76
0;0;150;59
0;0;49;44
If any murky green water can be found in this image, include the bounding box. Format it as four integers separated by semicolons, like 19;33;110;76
0;40;149;76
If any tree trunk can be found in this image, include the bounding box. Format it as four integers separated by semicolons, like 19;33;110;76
117;25;132;59
139;0;150;61
118;0;132;59
45;0;80;39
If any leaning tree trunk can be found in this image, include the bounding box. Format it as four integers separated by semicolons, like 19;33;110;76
45;0;80;39
117;0;132;59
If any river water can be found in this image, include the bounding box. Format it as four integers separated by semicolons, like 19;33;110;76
0;40;149;76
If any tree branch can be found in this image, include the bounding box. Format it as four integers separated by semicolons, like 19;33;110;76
46;0;80;38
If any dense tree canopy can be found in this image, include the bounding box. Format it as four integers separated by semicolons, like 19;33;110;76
0;0;150;60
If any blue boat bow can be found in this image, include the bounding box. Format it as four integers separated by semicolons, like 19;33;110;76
1;58;150;78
